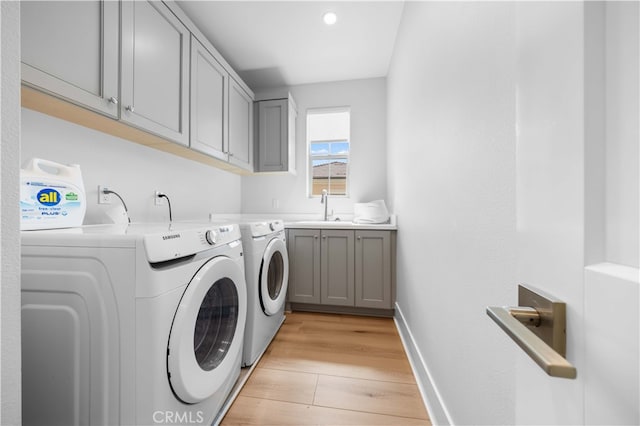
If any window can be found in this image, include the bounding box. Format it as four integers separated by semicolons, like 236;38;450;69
307;108;350;197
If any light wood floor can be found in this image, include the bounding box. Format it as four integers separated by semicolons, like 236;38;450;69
222;312;431;425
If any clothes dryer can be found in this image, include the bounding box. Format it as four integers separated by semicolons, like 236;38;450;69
21;222;247;426
238;219;289;366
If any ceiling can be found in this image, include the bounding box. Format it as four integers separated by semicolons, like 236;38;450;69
176;1;405;91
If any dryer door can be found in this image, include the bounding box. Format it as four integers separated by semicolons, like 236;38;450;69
260;237;289;316
167;256;247;404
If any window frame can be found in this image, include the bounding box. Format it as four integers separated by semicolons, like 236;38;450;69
306;107;351;198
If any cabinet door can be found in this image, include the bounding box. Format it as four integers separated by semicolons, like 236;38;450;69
21;1;119;118
287;230;321;304
190;36;228;161
256;99;288;172
287;98;297;174
355;231;392;309
321;230;355;307
228;78;253;170
121;0;189;145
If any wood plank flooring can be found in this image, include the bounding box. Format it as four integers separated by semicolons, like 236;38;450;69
222;312;430;425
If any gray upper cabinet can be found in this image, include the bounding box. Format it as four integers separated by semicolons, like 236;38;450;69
355;231;392;309
228;78;253;170
121;0;190;146
21;0;119;118
321;230;355;306
190;36;227;161
255;95;297;173
21;1;254;173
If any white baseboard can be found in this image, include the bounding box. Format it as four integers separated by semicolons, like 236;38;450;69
394;303;454;426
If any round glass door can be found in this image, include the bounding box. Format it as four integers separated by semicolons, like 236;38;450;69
194;277;238;371
260;237;289;315
167;256;246;404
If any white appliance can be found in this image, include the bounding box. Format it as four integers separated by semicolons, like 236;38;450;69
21;222;247;426
238;219;289;366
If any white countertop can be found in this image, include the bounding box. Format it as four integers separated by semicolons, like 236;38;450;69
210;214;398;230
285;215;397;230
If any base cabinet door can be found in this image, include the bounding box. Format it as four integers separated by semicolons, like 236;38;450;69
355;231;392;309
287;229;321;304
21;0;119;118
320;230;355;306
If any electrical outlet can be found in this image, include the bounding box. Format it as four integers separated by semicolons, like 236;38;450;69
98;185;111;204
154;191;163;206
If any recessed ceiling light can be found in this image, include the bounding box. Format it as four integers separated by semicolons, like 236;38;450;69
323;11;337;26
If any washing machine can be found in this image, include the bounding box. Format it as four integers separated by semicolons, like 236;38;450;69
238;219;289;367
21;222;247;426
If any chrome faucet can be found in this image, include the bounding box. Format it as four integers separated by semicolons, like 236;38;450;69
321;189;328;221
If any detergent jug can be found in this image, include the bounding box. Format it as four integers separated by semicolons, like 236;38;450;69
20;158;86;230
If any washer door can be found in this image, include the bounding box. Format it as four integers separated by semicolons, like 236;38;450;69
259;237;289;316
167;256;247;404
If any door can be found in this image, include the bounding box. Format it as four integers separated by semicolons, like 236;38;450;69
228;77;253;170
167;256;246;404
190;36;228;161
259;236;289;315
514;2;639;424
287;229;320;304
121;0;189;145
320;230;354;307
21;0;119;117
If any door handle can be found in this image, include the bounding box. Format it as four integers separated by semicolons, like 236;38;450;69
486;285;577;379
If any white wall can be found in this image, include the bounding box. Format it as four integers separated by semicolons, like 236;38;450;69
387;3;517;425
21;109;242;224
242;78;387;216
604;1;639;268
1;2;22;424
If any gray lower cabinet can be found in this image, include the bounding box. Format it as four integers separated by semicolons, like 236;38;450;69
121;0;190;146
227;78;254;170
287;229;394;311
190;36;227;161
287;229;321;304
321;230;355;306
21;0;119;118
355;230;392;309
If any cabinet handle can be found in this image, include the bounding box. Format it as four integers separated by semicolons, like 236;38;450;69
125;105;135;113
108;97;118;105
314;235;318;239
357;236;361;241
322;235;327;239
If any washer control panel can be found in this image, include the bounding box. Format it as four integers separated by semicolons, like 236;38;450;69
246;220;284;238
143;224;240;263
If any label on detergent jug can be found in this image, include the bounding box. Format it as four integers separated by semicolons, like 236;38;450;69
20;180;84;229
